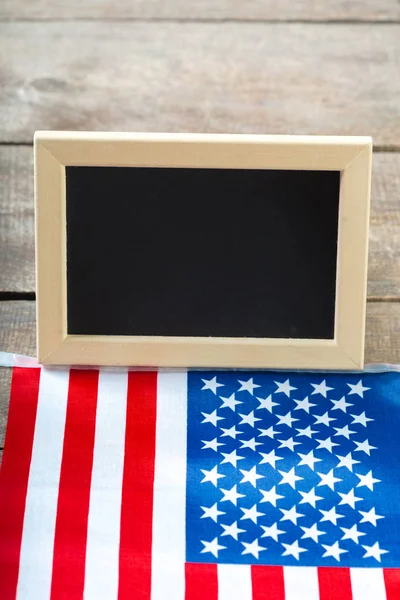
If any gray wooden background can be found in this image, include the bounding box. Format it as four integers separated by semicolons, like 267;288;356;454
1;1;400;460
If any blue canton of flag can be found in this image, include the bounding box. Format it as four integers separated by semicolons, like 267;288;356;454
186;371;400;568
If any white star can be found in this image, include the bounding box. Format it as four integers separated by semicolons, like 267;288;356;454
201;465;225;486
240;504;264;524
219;393;242;412
259;449;284;469
220;425;243;439
274;379;297;397
347;380;371;398
201;537;226;558
311;380;334;398
320;507;344;525
359;508;384;526
240;437;262;451
238;411;261;428
201;376;224;395
293;396;317;413
261;522;285;542
356;471;381;491
259;486;284;507
256;395;278;412
341;524;366;544
362;542;388;562
278;437;301;452
278;467;303;489
258;425;278;439
351;412;374;427
331;396;353;413
333;425;357;440
296;425;318;439
280;506;303;525
276;412;299;428
282;540;307;560
336;452;360;472
220;484;245;506
201;503;225;522
241;539;266;559
316;437;339;453
221;449;244;468
299;488;323;508
201;438;224;452
314;412;336;426
321;541;348;562
201;410;224;427
240;466;264;488
298;451;322;470
338;489;363;509
317;469;342;490
238;378;261;395
221;521;246;541
354;439;377;455
301;523;325;543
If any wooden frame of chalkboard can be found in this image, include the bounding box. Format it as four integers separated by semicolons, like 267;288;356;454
34;131;371;369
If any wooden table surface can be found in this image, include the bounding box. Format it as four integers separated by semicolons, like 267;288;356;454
1;1;400;459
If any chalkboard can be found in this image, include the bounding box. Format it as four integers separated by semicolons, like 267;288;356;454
66;166;340;340
35;132;371;368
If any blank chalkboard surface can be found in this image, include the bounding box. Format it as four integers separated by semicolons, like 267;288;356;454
66;167;340;340
35;132;371;368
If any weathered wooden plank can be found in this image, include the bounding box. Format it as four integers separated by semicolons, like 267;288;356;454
0;300;400;447
0;301;36;356
0;23;400;146
1;146;399;296
365;301;400;363
0;301;36;448
369;154;400;298
1;301;399;365
0;146;35;292
0;369;11;450
1;0;399;21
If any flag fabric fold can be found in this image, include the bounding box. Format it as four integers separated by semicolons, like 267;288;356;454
0;366;400;599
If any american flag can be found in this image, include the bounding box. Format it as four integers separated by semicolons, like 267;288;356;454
0;366;399;599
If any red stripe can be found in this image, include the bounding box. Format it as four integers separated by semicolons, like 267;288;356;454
118;372;158;600
185;563;218;600
50;370;99;600
251;565;285;600
317;567;352;600
384;569;400;600
0;368;41;600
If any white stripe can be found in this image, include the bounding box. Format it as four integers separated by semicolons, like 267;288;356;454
351;568;387;600
84;370;128;600
284;566;319;600
151;372;187;600
16;368;70;600
218;564;252;600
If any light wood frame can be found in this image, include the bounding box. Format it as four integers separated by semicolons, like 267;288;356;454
35;131;372;369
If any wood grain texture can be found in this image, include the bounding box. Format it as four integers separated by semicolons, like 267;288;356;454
0;146;35;292
365;301;400;363
0;370;11;450
1;23;400;145
0;301;36;355
0;301;36;448
369;154;400;298
1;146;399;297
0;300;399;447
1;0;399;21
